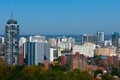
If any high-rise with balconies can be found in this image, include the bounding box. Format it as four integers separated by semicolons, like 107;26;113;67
5;18;19;66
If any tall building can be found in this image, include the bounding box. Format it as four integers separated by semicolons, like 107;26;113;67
26;42;44;65
111;32;119;50
5;19;19;66
97;32;104;44
26;41;50;66
82;34;98;44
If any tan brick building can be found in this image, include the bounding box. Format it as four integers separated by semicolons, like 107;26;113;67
95;47;116;56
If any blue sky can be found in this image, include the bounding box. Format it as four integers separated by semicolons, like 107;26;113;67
0;0;120;35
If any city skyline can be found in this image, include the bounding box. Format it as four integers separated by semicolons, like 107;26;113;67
0;0;120;35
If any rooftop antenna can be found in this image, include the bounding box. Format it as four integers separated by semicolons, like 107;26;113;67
11;11;13;19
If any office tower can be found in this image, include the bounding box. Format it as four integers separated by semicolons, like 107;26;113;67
5;18;19;66
26;42;44;65
111;32;119;50
26;41;50;66
82;34;98;44
97;32;104;44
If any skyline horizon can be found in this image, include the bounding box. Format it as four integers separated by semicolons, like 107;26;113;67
0;32;119;36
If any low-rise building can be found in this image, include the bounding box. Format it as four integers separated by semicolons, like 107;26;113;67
95;47;116;56
50;48;58;62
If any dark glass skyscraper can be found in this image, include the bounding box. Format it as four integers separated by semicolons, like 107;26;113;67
111;32;119;51
5;19;19;66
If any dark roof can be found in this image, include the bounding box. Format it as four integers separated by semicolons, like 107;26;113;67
7;19;17;24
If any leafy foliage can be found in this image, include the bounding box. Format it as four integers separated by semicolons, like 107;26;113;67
102;74;115;80
94;70;103;78
0;64;118;80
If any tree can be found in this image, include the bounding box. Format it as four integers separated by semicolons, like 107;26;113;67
93;55;101;65
4;65;25;80
94;70;103;78
0;57;4;66
99;60;108;67
51;64;69;72
65;69;92;80
102;74;115;80
65;69;81;80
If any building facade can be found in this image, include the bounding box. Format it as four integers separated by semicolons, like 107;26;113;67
97;32;104;44
111;32;119;51
19;37;27;47
49;38;57;48
73;43;95;57
82;34;98;44
0;37;4;44
95;47;116;56
26;41;50;66
29;35;46;42
5;19;19;66
66;53;87;70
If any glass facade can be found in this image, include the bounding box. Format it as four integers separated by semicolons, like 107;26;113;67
26;42;50;66
111;32;119;51
5;19;19;66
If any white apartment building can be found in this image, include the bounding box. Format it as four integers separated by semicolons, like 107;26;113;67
73;42;95;57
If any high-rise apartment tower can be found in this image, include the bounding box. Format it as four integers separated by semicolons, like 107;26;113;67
5;18;19;66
